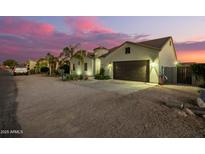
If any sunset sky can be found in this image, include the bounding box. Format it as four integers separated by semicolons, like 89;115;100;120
0;16;205;63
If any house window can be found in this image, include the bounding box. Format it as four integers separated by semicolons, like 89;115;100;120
73;64;75;71
125;47;130;54
84;63;88;71
170;41;172;46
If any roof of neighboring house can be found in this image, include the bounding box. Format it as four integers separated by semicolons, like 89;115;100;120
99;46;120;58
87;52;95;58
99;36;172;58
71;50;95;59
93;46;108;51
37;58;47;62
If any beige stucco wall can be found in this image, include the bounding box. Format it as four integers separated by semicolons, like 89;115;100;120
27;60;36;70
93;48;109;75
94;48;109;58
100;43;160;83
158;39;177;83
159;39;177;68
95;58;101;75
70;56;94;76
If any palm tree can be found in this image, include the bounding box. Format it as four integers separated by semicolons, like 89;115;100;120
46;53;56;76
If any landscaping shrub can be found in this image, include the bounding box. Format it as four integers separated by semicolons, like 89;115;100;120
29;69;36;74
94;68;110;80
62;74;88;81
94;74;111;80
191;64;205;87
72;74;79;80
40;66;49;73
59;64;70;74
79;75;83;80
104;75;111;80
99;68;105;76
53;70;60;76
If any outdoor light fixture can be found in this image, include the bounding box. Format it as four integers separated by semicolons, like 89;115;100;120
150;62;157;68
174;61;179;66
108;63;112;69
76;70;82;75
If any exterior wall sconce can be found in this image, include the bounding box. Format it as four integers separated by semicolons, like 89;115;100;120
76;70;82;75
174;61;179;66
150;62;157;68
108;63;112;68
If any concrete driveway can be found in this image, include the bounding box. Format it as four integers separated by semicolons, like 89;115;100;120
71;79;157;95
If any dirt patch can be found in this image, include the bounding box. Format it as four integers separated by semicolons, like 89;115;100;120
15;75;205;137
68;86;205;137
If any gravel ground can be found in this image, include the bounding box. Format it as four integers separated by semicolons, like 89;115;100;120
15;75;205;137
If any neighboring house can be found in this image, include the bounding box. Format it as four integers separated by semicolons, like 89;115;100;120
27;60;37;71
64;36;178;84
70;51;95;76
36;58;49;72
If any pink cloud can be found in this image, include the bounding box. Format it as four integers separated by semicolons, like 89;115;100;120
0;17;54;36
0;17;149;62
65;16;113;34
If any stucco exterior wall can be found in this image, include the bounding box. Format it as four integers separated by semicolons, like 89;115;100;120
100;43;160;83
159;39;177;68
94;48;109;58
158;39;177;83
27;60;36;70
93;48;109;75
70;56;94;76
94;58;101;75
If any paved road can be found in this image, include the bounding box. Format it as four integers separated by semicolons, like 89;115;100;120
0;69;22;137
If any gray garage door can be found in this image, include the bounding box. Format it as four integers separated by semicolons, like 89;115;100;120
113;60;149;82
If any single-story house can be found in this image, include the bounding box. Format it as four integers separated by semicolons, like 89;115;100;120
70;50;95;76
69;36;178;84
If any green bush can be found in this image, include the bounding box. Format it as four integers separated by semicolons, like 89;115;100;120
40;66;49;73
94;68;110;80
62;74;88;81
53;70;60;76
29;69;36;74
59;64;70;74
94;74;110;80
79;75;83;80
3;59;18;69
99;68;105;75
104;75;111;80
191;64;205;87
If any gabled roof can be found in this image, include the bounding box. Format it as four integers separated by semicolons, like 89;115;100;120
99;46;119;58
138;37;171;49
87;52;95;58
99;36;172;58
93;46;108;51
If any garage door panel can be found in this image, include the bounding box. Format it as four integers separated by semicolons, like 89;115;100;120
113;60;149;82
